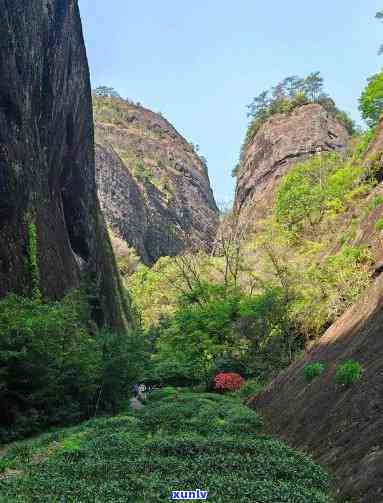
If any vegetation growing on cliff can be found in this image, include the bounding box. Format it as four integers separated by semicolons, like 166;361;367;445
25;214;41;300
127;144;378;387
234;73;356;173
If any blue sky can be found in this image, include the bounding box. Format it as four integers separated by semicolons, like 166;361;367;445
79;0;383;205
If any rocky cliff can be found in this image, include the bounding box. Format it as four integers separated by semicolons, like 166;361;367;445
93;96;219;264
246;120;383;502
0;0;131;330
234;103;350;223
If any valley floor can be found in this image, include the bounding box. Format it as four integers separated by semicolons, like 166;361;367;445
0;389;334;502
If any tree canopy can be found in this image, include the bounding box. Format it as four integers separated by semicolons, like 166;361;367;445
239;72;356;167
359;71;383;127
93;86;121;98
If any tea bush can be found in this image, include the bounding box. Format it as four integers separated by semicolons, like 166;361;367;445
335;361;363;386
0;391;334;502
304;363;325;382
237;379;264;400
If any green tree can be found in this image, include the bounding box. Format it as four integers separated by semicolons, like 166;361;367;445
0;290;143;440
302;72;324;101
93;86;121;98
282;75;304;98
359;71;383;126
247;90;270;119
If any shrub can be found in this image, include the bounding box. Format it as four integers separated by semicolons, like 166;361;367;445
355;128;376;157
335;361;363;386
0;292;145;440
375;218;383;231
213;372;245;392
368;194;383;210
237;379;264;400
275;154;365;235
304;363;325;382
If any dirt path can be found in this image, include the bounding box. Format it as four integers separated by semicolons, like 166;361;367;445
129;397;143;411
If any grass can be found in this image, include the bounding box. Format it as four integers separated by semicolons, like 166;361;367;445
0;389;334;502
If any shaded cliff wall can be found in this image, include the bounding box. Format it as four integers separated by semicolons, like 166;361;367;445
0;0;131;330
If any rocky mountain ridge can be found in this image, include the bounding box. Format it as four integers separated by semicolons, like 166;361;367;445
234;103;350;225
94;96;219;264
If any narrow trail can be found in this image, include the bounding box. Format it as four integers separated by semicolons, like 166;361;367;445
129;397;143;411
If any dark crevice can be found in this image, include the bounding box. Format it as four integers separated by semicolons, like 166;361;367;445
328;130;338;140
372;264;383;278
62;190;90;262
0;88;22;127
66;112;74;148
85;272;105;327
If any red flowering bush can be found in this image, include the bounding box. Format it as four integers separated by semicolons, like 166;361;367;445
213;372;245;392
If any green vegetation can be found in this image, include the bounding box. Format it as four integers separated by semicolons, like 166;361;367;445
0;290;147;441
131;159;154;184
354;128;376;157
358;11;383;130
1;58;380;501
93;86;121;99
368;194;383;210
127;147;376;389
275;153;368;235
239;72;356;163
359;70;383;127
236;378;264;400
25;214;41;300
304;363;325;382
335;361;363;387
0;390;334;502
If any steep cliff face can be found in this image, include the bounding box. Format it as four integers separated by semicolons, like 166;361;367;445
0;0;131;330
93;97;219;264
234;104;350;223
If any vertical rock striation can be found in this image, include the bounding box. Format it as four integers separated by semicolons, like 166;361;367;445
0;0;131;330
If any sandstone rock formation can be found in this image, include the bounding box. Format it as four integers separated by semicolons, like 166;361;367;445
93;96;219;264
234;103;350;223
0;0;131;330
